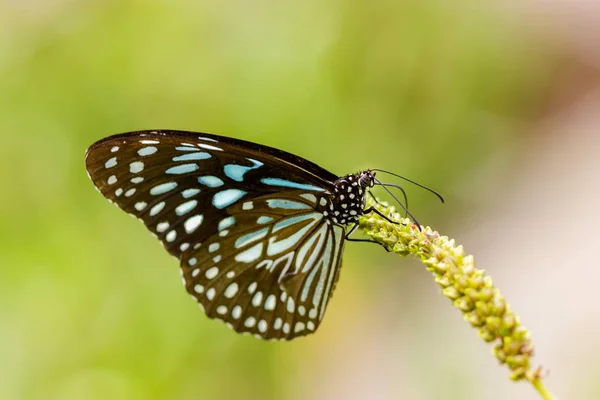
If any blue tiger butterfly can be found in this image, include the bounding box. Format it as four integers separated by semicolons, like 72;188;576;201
85;130;441;340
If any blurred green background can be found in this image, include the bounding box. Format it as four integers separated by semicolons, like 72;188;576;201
3;1;598;399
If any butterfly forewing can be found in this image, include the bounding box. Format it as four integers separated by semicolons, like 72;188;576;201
85;130;349;339
86;131;334;259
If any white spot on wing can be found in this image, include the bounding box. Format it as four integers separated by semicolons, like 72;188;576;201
234;242;263;263
213;189;247;209
198;136;219;143
218;216;236;231
258;320;267;333
294;322;305;333
149;201;165;216
184;215;203;233
217;305;228;315
182;188;200;198
198;176;224;187
166;163;199;175
232;305;242;319
138;146;157;156
175;200;197;216
251;291;263;307
205;267;219;279
224;282;239;298
150;182;177;195
198;143;223;151
130;161;144;173
206;288;215;300
105;157;117;169
274;318;282;330
156;222;169;232
264;295;276;311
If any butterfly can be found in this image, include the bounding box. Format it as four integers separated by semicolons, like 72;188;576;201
85;130;424;341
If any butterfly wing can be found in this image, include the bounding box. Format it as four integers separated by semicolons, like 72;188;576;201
85;130;345;339
181;191;345;340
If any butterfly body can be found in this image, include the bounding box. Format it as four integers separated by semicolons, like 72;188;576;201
85;130;376;340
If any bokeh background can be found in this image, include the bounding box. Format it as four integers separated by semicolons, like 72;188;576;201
1;1;599;399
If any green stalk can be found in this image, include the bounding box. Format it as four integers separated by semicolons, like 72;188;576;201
357;199;557;400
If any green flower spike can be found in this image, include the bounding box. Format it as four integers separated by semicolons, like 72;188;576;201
358;199;556;400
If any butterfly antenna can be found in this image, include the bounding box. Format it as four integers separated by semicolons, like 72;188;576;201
371;168;444;203
374;178;421;227
374;182;409;218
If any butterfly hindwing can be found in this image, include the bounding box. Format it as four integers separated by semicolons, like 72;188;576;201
180;191;345;340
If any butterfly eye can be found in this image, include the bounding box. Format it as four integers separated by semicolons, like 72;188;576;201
86;130;375;340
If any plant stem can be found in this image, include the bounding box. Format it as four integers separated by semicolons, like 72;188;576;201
357;199;556;400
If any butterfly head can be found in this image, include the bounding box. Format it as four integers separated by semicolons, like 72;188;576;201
358;170;376;188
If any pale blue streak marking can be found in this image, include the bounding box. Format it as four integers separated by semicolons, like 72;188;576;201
198;143;223;151
272;213;321;233
176;146;200;152
199;137;219;143
266;199;311;210
182;188;200;198
175;200;198;216
138;146;157;156
235;227;269;249
150;182;177;196
213;189;247;209
223;164;252;182
299;223;328;273
261;178;325;192
257;216;273;224
223;159;262;182
172;152;211;162
166;163;199;175
313;228;334;309
235;242;263;263
300;193;317;204
320;226;345;320
198;176;224;187
266;216;321;256
218;216;236;231
300;225;329;301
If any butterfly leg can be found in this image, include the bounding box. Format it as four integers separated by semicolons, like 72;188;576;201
363;206;400;225
368;191;381;204
344;223;391;252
